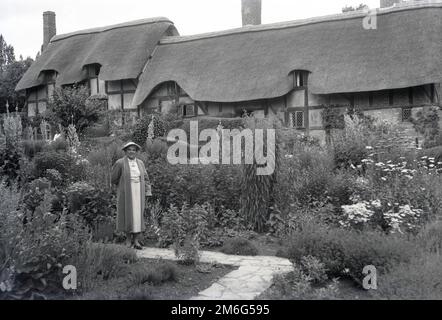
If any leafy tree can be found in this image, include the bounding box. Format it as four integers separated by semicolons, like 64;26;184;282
44;85;106;136
0;35;15;71
0;35;33;113
342;3;369;12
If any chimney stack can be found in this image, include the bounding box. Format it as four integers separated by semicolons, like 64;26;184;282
241;0;261;26
380;0;402;8
42;11;56;52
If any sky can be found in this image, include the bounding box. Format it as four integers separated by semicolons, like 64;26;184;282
0;0;381;59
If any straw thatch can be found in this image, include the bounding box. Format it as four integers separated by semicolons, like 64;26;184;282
133;3;442;106
16;17;177;91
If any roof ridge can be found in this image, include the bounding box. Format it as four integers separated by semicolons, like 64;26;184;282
160;1;442;45
51;17;173;42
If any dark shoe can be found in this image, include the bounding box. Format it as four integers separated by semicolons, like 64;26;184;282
133;243;143;250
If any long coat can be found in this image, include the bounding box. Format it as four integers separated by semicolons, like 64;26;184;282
111;156;152;233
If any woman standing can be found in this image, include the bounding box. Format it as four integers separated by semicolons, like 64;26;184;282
111;142;152;249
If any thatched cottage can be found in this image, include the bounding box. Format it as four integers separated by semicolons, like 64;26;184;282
16;0;442;143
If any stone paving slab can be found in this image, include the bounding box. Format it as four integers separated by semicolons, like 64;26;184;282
137;247;294;300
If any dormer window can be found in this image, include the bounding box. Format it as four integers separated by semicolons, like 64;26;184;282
293;70;309;88
85;64;104;95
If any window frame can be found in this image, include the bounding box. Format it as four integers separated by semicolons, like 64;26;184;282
402;107;412;122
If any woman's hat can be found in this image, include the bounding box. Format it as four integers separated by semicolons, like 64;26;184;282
122;142;141;151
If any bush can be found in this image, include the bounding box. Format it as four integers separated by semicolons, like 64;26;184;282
44;85;106;136
375;255;442;299
65;182;115;234
132;114;166;147
145;158;241;213
1;195;91;299
282;222;418;285
220;238;259;256
300;256;329;285
0;147;22;185
130;260;177;286
22;140;47;159
417;221;442;254
74;243;137;292
264;265;339;300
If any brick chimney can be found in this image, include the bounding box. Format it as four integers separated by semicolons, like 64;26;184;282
380;0;402;8
42;11;56;52
241;0;261;26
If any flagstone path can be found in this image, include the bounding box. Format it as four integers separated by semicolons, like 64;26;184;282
137;248;293;300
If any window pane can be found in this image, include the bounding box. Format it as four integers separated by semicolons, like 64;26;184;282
38;102;47;114
122;80;136;91
90;78;98;95
296;112;304;127
402;108;412;122
108;94;121;110
98;80;106;94
28;103;37;117
107;81;121;93
37;86;47;100
28;89;37;101
123;93;135;109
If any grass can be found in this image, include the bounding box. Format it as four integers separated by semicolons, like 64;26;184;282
220;238;259;256
74;256;235;300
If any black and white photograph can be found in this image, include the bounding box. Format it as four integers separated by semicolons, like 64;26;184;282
1;0;442;305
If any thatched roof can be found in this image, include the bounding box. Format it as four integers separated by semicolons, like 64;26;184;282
132;2;442;106
16;17;177;91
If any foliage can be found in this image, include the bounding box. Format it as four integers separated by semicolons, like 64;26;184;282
331;114;372;169
0;190;91;300
145;157;241;213
220;238;258;256
282;222;418;286
240;116;280;232
130;260;177;286
411;106;440;148
374;255;442;299
132;113;166;147
300;255;329;285
342;3;368;13
65;182;115;235
74;243;137;292
265;265;339;300
0;35;33;112
144;138;169;161
33;150;86;185
45;85;106;136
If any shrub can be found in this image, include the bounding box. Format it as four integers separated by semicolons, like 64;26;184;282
44;85;106;136
264;265;339;300
65;182;115;233
132;114;166;147
282;222;418;285
33;150;86;184
144;138;169;161
0;147;22;185
1;195;91;300
130;260;177;286
22;140;47;159
375;255;442;299
75;243;137;292
417;221;442;254
220;238;259;256
300;256;329;285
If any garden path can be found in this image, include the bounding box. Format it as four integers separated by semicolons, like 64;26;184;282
137;248;293;300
